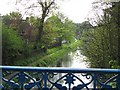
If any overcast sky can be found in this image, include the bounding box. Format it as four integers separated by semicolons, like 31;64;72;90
59;0;95;23
0;0;95;23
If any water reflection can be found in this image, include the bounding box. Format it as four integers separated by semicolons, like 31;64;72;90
62;50;88;68
60;50;92;89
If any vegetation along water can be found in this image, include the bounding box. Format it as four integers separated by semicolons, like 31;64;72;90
2;0;120;69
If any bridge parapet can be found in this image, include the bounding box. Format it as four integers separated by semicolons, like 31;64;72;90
0;66;120;90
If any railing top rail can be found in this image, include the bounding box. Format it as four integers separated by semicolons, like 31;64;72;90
1;66;120;73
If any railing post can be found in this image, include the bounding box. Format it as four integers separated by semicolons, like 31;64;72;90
43;72;48;89
117;74;120;90
68;73;72;90
0;68;2;90
93;74;97;90
19;71;24;90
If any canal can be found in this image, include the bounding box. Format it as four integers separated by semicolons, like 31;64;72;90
59;50;92;88
61;50;88;68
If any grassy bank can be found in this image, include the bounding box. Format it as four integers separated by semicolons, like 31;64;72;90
15;40;81;67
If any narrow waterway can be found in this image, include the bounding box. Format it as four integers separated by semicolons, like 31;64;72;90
60;50;92;88
61;50;88;68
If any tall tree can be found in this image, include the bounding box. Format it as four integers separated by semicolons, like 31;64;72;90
16;0;58;48
46;15;75;47
36;0;56;42
80;1;120;68
111;2;120;66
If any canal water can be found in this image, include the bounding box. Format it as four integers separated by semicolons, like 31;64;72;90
61;50;88;68
60;50;92;88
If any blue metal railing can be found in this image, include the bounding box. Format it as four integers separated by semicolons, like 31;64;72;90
0;66;120;90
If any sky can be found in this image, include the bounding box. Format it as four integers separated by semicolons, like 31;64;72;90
59;0;95;23
0;0;95;23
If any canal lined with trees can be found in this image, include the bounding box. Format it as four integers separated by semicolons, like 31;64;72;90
57;50;93;88
61;50;88;68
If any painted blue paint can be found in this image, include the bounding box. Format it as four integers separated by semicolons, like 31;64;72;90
0;66;120;90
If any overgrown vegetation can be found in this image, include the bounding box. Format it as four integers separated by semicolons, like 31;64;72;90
80;1;120;68
2;0;120;69
2;0;79;66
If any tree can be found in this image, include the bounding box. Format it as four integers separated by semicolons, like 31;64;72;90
2;24;24;65
62;18;75;43
46;15;75;47
74;21;92;39
111;2;120;66
15;0;58;49
80;1;120;68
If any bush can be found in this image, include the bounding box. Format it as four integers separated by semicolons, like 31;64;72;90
2;24;24;65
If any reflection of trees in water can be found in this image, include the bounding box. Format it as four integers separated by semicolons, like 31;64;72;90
61;50;88;68
61;52;73;67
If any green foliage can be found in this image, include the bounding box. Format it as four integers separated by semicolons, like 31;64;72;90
40;20;57;48
74;21;92;39
46;15;75;46
15;40;80;67
80;2;120;68
109;60;120;69
14;47;62;66
29;40;80;67
81;27;112;68
2;24;24;65
2;11;77;66
63;18;75;42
